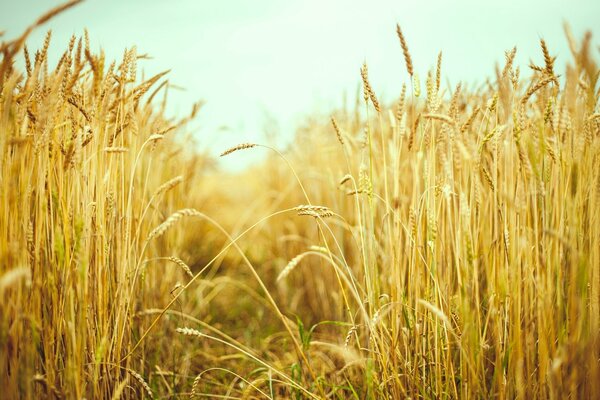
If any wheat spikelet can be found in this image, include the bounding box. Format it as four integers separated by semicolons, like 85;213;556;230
460;107;480;133
294;205;333;218
418;299;452;330
147;134;165;142
578;77;590;91
544;138;557;163
371;306;386;327
529;62;544;73
344;325;358;348
512;70;521;92
502;47;517;79
67;94;91;122
128;370;153;399
0;268;31;295
167;256;193;279
423;123;432;149
23;44;32;77
449;83;462;120
300;210;333;218
39;30;51;66
481;167;495;192
427;209;437;242
155;176;184;197
540;38;555;76
73;36;82;67
408;113;421;150
395;84;407;122
409;208;417;243
105;191;116;217
513;104;526;141
308;246;329;253
147;209;202;241
360;63;370;102
277;253;308;282
459;192;471;221
157;125;176;136
521;76;555;104
190;374;202;399
147;124;170;150
396;24;413;76
330;116;344;145
67;33;76;54
133;70;170;102
26;219;34;262
423;113;456;126
129;46;137;82
517;143;533;177
488;92;499;114
294;205;329;213
220;143;257;157
479;125;503;156
513;67;520;90
339;174;352;186
360;63;380;113
83;27;90;55
103;147;129;153
434;52;443;92
425;71;438;111
503;227;511;253
583;119;593;145
176;327;203;337
413;73;421;97
358;165;373;196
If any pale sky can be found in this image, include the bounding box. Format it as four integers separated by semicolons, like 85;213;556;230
1;0;598;168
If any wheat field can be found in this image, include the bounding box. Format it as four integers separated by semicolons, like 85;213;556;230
1;2;599;399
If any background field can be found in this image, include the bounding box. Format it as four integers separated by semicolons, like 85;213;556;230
1;2;599;399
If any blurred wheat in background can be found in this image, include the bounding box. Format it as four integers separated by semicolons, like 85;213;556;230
1;1;599;399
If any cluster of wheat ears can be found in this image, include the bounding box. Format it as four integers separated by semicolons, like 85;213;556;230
1;2;599;399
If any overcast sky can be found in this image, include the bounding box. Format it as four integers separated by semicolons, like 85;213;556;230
1;0;598;167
